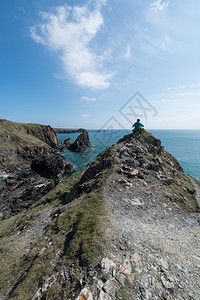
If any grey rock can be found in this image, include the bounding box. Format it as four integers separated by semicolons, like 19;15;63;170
157;174;173;185
103;279;118;296
127;169;139;178
0;212;5;221
69;130;91;152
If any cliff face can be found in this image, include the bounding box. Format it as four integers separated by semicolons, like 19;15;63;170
0;129;200;300
0;119;58;148
69;130;92;152
0;119;75;219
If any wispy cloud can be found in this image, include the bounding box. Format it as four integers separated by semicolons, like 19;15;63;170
81;114;91;118
124;44;132;59
150;0;170;12
30;2;112;90
132;0;172;54
165;83;200;91
81;96;96;102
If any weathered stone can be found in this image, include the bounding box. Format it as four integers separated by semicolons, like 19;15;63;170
38;247;47;257
158;258;169;270
139;158;151;169
0;212;5;221
161;276;174;289
131;253;142;263
120;260;132;275
76;287;93;300
157;174;172;185
101;257;116;273
41;275;56;293
127;169;139;178
98;290;112;300
103;279;118;296
115;273;125;285
118;178;128;184
130;198;142;206
121;165;132;171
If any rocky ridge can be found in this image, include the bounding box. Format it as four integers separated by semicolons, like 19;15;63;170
0;129;199;299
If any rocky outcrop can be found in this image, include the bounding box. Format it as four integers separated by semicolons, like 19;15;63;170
64;137;72;147
0;119;75;218
68;130;92;152
0;129;200;300
57;138;72;152
26;124;58;148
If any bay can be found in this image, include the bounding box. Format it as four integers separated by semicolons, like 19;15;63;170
58;129;200;182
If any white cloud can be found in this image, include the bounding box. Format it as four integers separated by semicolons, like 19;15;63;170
30;3;112;90
150;0;169;12
81;96;96;102
81;114;91;118
124;44;131;59
165;84;200;91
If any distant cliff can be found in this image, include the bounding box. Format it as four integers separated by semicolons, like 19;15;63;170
54;128;85;134
0;129;199;299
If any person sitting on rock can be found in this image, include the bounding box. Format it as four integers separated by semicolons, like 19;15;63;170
132;119;144;133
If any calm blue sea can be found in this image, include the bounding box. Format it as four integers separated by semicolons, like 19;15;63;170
58;130;200;182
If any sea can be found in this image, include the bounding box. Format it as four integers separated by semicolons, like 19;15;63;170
57;130;200;182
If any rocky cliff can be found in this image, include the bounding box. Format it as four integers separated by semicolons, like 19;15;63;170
0;119;75;219
0;119;58;148
0;129;199;300
69;130;92;152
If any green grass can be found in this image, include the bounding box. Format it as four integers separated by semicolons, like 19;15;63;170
50;166;113;267
115;278;137;300
0;160;113;299
167;171;199;212
0;119;55;152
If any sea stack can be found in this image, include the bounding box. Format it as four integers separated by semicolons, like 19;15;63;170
68;130;92;152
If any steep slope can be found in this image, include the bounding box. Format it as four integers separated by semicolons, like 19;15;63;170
0;129;199;300
0;119;74;219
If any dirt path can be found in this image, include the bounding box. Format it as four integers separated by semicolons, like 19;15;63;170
104;170;200;300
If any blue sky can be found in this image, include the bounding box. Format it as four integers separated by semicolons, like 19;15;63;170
1;0;200;129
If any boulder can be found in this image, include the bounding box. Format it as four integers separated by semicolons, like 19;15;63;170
69;130;91;152
64;137;72;147
57;138;72;152
0;212;5;221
